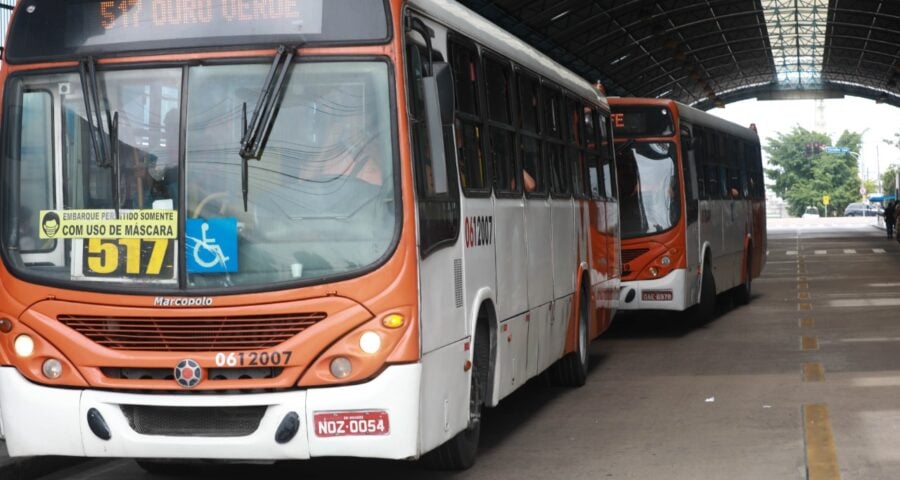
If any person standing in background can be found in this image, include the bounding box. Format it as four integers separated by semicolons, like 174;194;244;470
885;200;896;239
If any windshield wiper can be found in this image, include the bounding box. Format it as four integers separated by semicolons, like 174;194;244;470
79;58;121;217
239;45;296;211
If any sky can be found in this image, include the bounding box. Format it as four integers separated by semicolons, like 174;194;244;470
707;96;900;195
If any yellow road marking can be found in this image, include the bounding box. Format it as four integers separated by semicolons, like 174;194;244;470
800;318;815;328
804;404;841;480
798;282;809;291
799;303;812;311
799;292;811;300
802;336;819;351
798;276;808;282
803;363;825;382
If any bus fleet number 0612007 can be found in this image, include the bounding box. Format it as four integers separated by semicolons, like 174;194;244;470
214;351;292;367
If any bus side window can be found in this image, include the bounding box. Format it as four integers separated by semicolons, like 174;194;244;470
680;124;699;224
484;55;518;196
449;38;489;195
543;85;569;198
15;90;55;253
566;97;586;199
517;71;545;196
599;112;616;199
406;39;461;257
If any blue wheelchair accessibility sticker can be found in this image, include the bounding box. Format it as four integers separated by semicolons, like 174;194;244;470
186;218;238;273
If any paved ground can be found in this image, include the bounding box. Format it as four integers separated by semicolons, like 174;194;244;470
11;216;900;479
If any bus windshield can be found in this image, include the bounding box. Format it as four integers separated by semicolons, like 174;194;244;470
617;142;680;239
1;60;397;292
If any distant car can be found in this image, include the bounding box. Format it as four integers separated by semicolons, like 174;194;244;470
802;207;820;218
843;202;880;217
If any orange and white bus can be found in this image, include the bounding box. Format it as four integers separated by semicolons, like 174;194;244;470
609;98;765;321
0;0;619;470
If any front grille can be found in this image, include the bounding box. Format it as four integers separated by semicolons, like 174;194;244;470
121;405;266;437
622;248;650;264
59;312;327;351
101;367;283;381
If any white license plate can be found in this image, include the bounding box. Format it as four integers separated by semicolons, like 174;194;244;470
313;411;390;437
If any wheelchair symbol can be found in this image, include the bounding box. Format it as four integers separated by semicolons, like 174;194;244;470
188;222;230;269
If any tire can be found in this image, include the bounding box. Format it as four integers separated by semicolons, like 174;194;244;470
733;253;752;306
550;287;589;387
694;259;716;325
422;323;489;470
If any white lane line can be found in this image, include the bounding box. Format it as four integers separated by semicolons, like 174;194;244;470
851;377;900;387
868;283;900;287
815;250;827;255
844;249;856;254
874;249;886;254
829;298;900;308
787;250;798;255
842;337;900;343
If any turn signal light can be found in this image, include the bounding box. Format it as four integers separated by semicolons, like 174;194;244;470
0;318;12;333
382;314;404;329
649;267;659;277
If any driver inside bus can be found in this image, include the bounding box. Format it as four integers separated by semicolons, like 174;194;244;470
303;89;385;188
147;108;180;207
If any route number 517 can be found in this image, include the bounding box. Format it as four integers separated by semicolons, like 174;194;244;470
85;238;171;276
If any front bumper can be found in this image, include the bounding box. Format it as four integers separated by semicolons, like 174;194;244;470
0;363;421;460
617;269;692;312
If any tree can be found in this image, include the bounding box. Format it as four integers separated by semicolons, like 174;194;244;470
883;165;900;197
765;127;862;217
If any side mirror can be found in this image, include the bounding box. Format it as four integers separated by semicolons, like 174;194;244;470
432;62;455;126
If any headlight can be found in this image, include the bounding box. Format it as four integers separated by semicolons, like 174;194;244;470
14;335;34;357
359;331;382;354
42;358;63;379
329;357;352;379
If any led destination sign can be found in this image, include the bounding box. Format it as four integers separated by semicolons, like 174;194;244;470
90;0;322;42
76;0;323;47
5;0;388;63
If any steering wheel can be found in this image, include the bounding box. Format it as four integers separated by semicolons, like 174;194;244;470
191;191;243;219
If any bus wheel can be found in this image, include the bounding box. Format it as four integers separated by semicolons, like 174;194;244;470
550;287;589;387
695;260;717;324
422;322;489;470
733;253;752;306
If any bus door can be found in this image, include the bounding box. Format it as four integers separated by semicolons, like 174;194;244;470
680;124;701;304
518;73;551;378
406;34;466;353
723;137;746;289
481;56;527;324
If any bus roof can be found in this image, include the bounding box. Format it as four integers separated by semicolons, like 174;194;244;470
409;0;606;109
609;97;759;143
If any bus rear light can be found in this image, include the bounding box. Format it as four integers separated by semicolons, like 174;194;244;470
13;335;34;357
660;256;672;266
359;331;382;354
382;314;404;329
0;318;12;333
649;267;659;277
42;358;63;379
330;357;352;379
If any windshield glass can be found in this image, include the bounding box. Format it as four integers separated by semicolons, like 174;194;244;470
2;61;397;292
617;142;681;239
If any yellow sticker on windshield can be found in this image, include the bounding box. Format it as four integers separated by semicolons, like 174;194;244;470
39;209;177;239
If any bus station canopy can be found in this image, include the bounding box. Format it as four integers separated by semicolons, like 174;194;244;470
460;0;900;110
